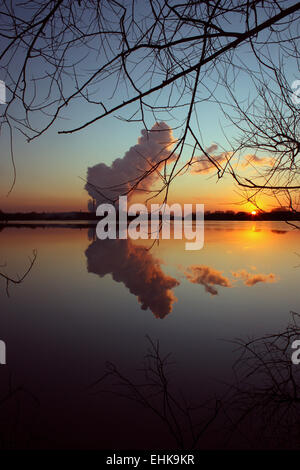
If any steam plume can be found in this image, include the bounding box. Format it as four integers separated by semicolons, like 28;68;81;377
86;122;176;210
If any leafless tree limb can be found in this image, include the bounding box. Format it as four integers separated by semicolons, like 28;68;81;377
0;249;37;297
0;1;299;208
90;335;221;449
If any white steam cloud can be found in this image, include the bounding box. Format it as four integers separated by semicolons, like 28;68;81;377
86;122;176;210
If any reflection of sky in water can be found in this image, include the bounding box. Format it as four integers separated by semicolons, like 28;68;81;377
0;221;299;448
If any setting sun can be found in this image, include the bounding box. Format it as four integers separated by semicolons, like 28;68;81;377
251;210;257;215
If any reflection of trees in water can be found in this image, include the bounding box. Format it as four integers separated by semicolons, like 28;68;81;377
225;311;300;449
85;238;179;319
0;313;299;448
0;375;39;449
91;312;300;449
0;250;37;296
91;336;221;450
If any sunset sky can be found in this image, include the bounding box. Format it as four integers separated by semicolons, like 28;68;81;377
0;103;277;214
0;1;298;215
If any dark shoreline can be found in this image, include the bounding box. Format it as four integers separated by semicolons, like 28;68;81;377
0;210;300;223
0;217;299;231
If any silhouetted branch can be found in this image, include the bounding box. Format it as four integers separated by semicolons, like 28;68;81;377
90;335;221;449
0;373;39;449
1;1;299;206
224;311;300;448
0;249;37;297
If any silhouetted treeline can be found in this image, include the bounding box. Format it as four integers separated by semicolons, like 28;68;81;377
0;211;96;221
204;210;300;221
0;210;299;222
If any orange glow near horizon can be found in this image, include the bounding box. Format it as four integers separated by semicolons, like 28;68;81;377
0;175;272;214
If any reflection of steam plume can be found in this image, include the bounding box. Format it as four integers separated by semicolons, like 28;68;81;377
232;269;277;286
184;265;278;294
85;239;179;318
86;122;176;209
185;265;232;295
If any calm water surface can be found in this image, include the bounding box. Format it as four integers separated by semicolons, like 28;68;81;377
0;221;299;449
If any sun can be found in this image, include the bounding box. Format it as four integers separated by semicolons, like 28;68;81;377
251;210;257;215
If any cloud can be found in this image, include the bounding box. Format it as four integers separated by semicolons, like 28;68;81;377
85;238;179;318
184;265;232;295
85;122;176;209
190;148;274;175
271;230;288;235
184;264;278;294
232;269;278;286
242;154;275;168
190;144;230;175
